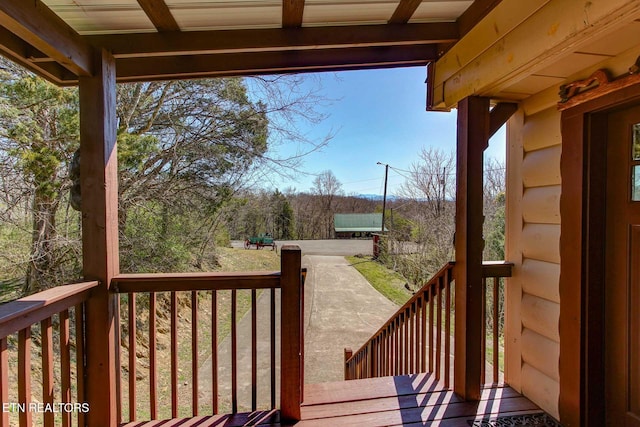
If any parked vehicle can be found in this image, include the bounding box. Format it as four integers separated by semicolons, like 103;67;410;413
244;233;276;250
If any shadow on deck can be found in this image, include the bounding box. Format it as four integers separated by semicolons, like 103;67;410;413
120;373;547;427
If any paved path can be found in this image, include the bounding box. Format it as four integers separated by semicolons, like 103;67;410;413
197;255;398;412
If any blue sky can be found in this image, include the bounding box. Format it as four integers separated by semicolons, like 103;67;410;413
263;66;505;196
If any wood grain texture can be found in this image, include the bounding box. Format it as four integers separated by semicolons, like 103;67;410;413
521;224;560;264
522;145;561;188
282;0;305;27
113;271;281;292
280;246;303;421
521;295;559;342
522;185;561;224
0;0;93;75
521;259;560;304
389;0;422;24
454;95;489;400
523;107;561;152
79;49;119;426
0;281;98;338
521;328;560;381
522;363;560;419
137;0;179;32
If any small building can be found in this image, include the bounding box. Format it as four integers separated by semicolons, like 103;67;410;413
333;213;387;238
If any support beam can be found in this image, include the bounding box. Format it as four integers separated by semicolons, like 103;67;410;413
389;0;422;24
79;49;119;426
137;0;180;32
432;0;640;109
282;0;305;28
115;44;438;82
0;0;93;76
489;102;518;139
87;22;457;58
454;96;489;401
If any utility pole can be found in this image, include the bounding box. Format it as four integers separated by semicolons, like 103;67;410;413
377;162;389;233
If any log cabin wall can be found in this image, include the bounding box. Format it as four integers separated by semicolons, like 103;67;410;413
506;106;561;419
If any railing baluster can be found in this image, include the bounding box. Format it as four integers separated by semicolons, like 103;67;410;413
18;327;32;427
41;317;55;427
445;268;452;388
212;291;218;414
192;290;199;416
270;289;276;408
115;293;122;425
128;294;137;421
231;289;238;413
409;303;414;373
481;277;487;385
61;309;71;427
436;277;443;381
251;288;257;411
0;338;8;427
76;303;86;427
421;291;427;373
429;285;434;373
493;277;500;384
149;292;157;419
171;291;178;418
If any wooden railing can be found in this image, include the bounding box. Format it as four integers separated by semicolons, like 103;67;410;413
345;262;455;383
480;261;513;385
0;281;99;427
344;261;513;387
111;245;304;423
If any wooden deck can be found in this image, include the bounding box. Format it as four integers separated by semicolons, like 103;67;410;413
120;373;545;426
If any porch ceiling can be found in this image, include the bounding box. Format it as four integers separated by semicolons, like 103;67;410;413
0;0;501;86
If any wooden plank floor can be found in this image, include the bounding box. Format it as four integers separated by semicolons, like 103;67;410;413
120;374;544;427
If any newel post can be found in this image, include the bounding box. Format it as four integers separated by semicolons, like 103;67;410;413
79;49;120;426
280;245;303;421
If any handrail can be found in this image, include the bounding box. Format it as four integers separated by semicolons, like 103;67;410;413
0;281;99;338
111;271;281;293
345;261;455;382
344;261;514;384
0;281;98;427
347;262;455;362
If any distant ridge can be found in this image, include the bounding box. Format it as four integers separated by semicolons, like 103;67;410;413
356;194;398;201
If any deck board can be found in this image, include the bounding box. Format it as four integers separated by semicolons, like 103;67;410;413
120;374;545;427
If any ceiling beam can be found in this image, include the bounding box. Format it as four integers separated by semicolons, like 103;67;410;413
113;44;438;83
457;0;502;38
389;0;423;24
282;0;305;28
137;0;180;32
0;0;93;76
86;22;457;58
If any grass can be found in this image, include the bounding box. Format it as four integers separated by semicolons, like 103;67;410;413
345;255;412;306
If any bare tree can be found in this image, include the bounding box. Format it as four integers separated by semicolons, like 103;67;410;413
311;170;343;239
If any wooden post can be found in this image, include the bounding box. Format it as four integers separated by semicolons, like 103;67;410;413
344;348;353;380
280;245;303;421
454;96;489;401
79;48;119;426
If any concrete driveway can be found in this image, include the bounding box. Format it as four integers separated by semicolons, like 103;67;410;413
198;254;398;412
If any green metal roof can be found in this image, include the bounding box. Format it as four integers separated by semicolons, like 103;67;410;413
334;213;387;232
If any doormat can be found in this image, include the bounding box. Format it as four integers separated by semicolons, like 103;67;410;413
468;413;562;426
